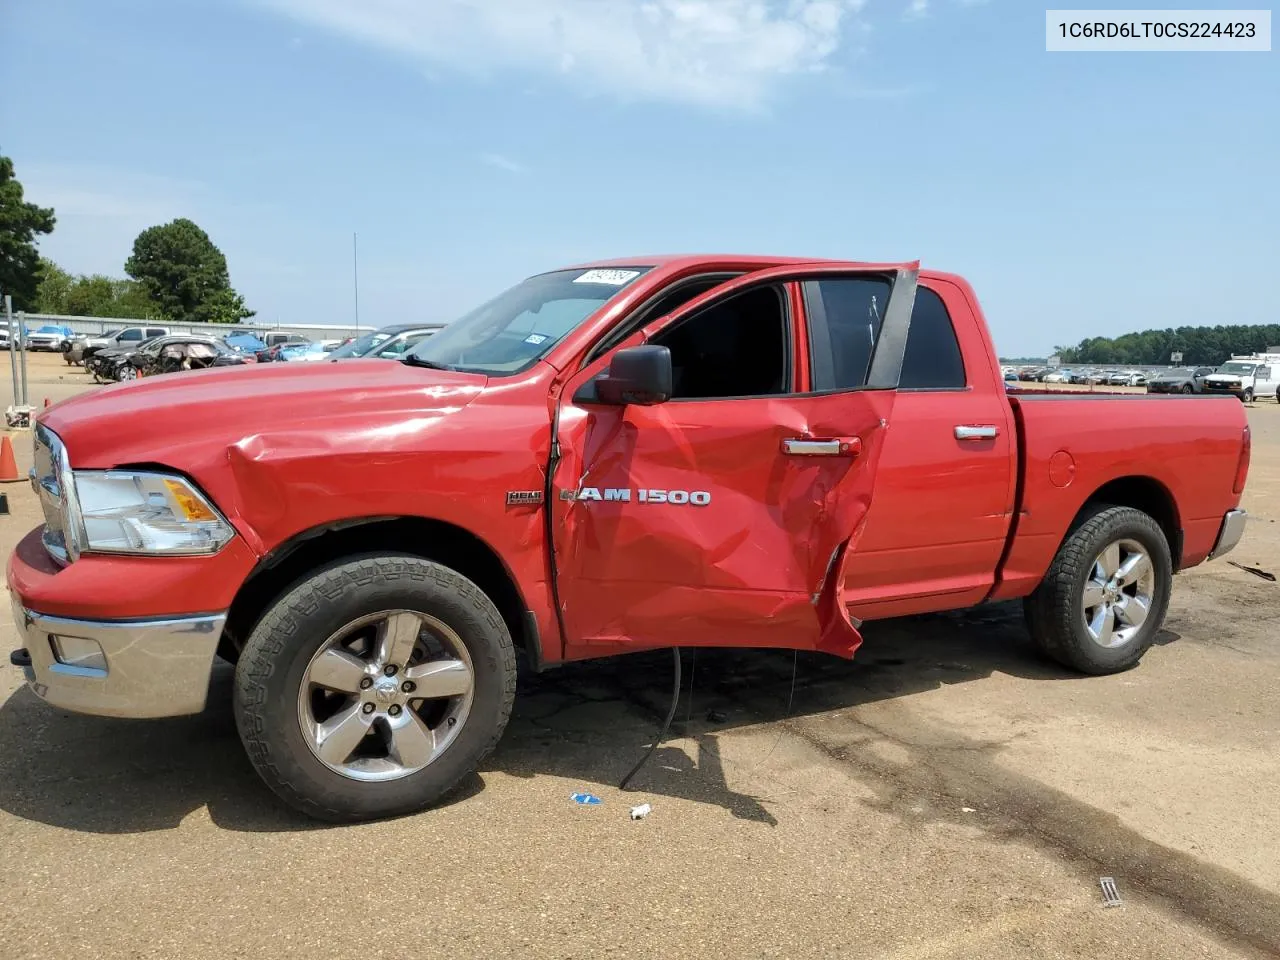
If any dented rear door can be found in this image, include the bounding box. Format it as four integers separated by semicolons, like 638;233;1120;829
551;262;919;661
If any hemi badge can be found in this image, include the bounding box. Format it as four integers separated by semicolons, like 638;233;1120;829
506;491;544;506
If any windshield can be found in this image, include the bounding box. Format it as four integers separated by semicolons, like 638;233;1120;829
1218;362;1257;375
405;266;651;374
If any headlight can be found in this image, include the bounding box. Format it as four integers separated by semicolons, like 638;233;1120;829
69;471;235;556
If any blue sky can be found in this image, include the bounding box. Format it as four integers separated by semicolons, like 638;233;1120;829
1;0;1275;356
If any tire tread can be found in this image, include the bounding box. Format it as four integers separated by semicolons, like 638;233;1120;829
233;554;516;822
1025;504;1170;675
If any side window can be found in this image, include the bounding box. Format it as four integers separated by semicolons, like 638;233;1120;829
899;287;966;389
120;329;142;341
803;277;892;390
1259;366;1271;380
147;328;167;337
587;273;741;363
648;284;790;400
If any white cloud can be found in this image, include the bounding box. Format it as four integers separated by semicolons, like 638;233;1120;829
905;0;928;18
252;0;870;109
479;152;527;174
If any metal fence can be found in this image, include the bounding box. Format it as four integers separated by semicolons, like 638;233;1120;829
19;313;363;342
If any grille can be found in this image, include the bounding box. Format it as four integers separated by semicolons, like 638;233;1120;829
31;424;72;565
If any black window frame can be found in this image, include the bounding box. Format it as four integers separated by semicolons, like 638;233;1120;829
583;271;745;367
801;277;968;395
648;281;795;402
799;272;896;396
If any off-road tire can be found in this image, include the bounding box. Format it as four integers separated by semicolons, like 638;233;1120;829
1024;505;1172;675
234;554;517;822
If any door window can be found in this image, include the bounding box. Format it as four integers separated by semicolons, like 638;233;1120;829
647;284;791;399
803;277;891;390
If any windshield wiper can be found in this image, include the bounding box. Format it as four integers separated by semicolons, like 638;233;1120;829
401;355;455;371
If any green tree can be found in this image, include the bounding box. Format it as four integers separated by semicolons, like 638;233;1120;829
0;154;56;310
125;217;253;323
1057;323;1280;366
35;258;157;319
34;258;73;313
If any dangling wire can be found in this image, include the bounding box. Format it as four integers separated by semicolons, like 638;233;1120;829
618;648;682;791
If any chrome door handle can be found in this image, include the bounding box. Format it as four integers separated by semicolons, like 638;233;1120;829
954;425;999;441
782;437;862;457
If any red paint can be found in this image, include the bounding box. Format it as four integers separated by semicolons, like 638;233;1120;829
10;256;1251;668
1048;451;1076;488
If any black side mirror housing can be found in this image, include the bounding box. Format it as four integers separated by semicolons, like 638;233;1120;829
592;345;673;406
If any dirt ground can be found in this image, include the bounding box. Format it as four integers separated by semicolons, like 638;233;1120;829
1;352;1277;960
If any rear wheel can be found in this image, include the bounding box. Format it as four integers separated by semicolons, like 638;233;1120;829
1024;505;1172;675
234;554;517;822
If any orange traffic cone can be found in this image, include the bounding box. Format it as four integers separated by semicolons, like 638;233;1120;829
0;435;21;483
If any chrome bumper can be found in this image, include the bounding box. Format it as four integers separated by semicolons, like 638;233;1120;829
9;596;225;718
1208;509;1247;561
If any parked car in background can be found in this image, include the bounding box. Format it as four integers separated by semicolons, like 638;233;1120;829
117;335;257;380
0;323;30;350
1042;369;1070;383
1107;369;1146;387
26;325;75;352
85;335;166;382
69;326;170;365
327;323;446;361
278;339;344;362
225;334;268;358
1146;366;1217;394
1202;359;1280;403
255;335;310;362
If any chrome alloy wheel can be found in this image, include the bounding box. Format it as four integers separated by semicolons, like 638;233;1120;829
1082;539;1156;649
296;610;475;782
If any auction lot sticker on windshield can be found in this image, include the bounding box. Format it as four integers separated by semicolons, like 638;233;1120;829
574;269;641;285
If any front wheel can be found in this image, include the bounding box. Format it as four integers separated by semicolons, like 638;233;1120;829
1024;505;1172;675
234;555;517;822
1242;388;1254;403
1181;383;1194;394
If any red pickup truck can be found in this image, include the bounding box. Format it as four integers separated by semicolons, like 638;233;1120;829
9;255;1252;821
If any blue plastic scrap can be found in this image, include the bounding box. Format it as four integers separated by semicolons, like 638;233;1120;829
570;792;602;806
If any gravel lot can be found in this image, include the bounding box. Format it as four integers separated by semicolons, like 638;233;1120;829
2;352;1277;959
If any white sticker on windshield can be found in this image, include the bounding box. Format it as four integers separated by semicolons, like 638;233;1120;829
574;269;640;286
524;333;549;345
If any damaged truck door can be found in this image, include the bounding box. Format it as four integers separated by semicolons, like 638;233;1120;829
551;263;920;660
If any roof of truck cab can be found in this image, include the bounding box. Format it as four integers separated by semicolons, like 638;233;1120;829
556;254;963;285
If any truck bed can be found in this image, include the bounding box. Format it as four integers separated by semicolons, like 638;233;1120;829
991;392;1249;600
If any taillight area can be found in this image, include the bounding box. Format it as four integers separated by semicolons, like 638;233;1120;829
1233;425;1251;495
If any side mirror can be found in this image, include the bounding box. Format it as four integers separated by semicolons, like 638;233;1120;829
594;345;673;406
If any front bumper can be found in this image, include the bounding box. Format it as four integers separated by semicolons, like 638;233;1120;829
9;595;225;718
1209;509;1247;561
